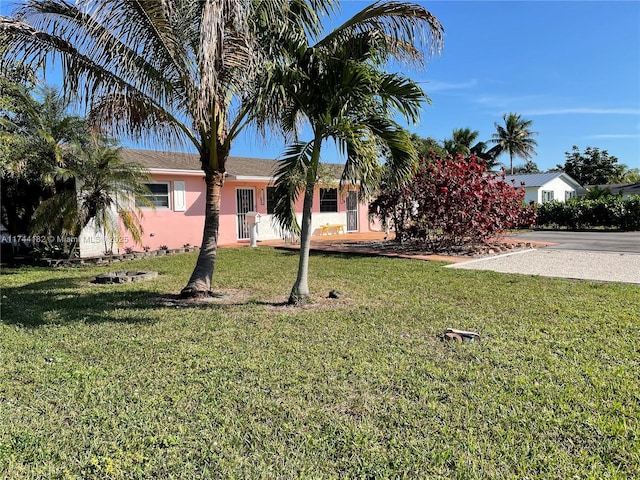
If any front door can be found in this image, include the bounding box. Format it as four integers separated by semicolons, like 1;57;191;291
236;188;255;240
346;190;358;232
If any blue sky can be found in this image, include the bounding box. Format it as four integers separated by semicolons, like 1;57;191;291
2;0;639;172
235;0;640;171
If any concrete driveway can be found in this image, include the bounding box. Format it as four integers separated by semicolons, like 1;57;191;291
448;231;640;284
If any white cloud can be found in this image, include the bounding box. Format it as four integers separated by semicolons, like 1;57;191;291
588;134;640;139
424;79;478;92
473;94;547;108
523;108;640;116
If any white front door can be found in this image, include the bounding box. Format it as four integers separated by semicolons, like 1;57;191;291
346;191;358;232
236;188;255;240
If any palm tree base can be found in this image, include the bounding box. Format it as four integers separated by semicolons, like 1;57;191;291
288;292;309;306
179;286;214;299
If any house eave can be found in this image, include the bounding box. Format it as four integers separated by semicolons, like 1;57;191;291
226;175;274;182
148;167;204;176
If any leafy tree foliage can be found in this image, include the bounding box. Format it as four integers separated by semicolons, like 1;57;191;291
512;159;540;174
596;163;639;185
30;137;152;257
1;85;87;235
411;133;447;159
370;153;536;250
616;168;640;184
557;146;622;186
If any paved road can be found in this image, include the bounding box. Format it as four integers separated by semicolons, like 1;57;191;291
448;231;640;284
513;231;640;253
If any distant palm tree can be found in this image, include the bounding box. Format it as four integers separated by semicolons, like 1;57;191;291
1;0;335;297
490;113;538;174
31;138;152;257
512;159;540;174
250;1;444;304
444;128;481;156
609;166;640;184
442;128;501;169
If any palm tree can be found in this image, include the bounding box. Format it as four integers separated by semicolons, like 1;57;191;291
1;0;334;297
1;85;87;236
442;128;501;169
512;159;540;174
250;1;444;305
31;138;152;257
443;128;480;156
490;113;538;175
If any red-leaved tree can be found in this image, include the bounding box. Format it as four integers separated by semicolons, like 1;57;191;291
370;154;536;249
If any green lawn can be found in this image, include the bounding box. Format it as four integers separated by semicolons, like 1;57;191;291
1;248;638;479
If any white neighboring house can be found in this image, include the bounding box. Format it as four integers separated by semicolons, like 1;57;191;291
503;172;583;204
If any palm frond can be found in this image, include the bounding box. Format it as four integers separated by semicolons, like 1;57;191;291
316;0;444;65
89;91;197;149
361;115;417;188
377;72;426;121
30;189;81;237
117;207;144;245
271;141;315;234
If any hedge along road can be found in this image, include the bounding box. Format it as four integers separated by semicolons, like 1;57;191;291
448;231;640;284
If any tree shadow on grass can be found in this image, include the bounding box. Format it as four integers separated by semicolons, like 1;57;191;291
273;248;382;261
1;275;177;327
148;291;302;310
1;275;297;328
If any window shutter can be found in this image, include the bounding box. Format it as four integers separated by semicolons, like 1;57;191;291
173;181;186;212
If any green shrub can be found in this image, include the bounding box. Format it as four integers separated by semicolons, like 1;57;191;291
535;195;640;230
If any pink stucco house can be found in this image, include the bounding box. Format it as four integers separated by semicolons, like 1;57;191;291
115;148;377;252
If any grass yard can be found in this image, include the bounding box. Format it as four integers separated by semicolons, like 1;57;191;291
1;247;639;479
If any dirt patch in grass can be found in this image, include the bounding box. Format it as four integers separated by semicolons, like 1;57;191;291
150;289;354;310
150;289;253;306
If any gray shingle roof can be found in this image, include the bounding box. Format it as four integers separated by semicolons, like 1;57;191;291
121;148;201;171
120;148;343;179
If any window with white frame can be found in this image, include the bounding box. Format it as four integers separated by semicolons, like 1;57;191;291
137;182;170;208
565;190;576;201
541;190;554;203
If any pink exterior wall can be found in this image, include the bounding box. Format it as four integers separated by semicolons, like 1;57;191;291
122;173;377;250
121;173;205;251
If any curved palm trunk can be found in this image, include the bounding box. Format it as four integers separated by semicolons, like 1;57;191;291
289;151;320;306
180;169;224;298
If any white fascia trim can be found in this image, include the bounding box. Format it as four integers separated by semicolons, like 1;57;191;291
226;175;275;182
148;168;204;176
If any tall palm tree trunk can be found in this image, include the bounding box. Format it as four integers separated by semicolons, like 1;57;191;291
289;157;319;305
180;169;224;298
510;152;514;175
